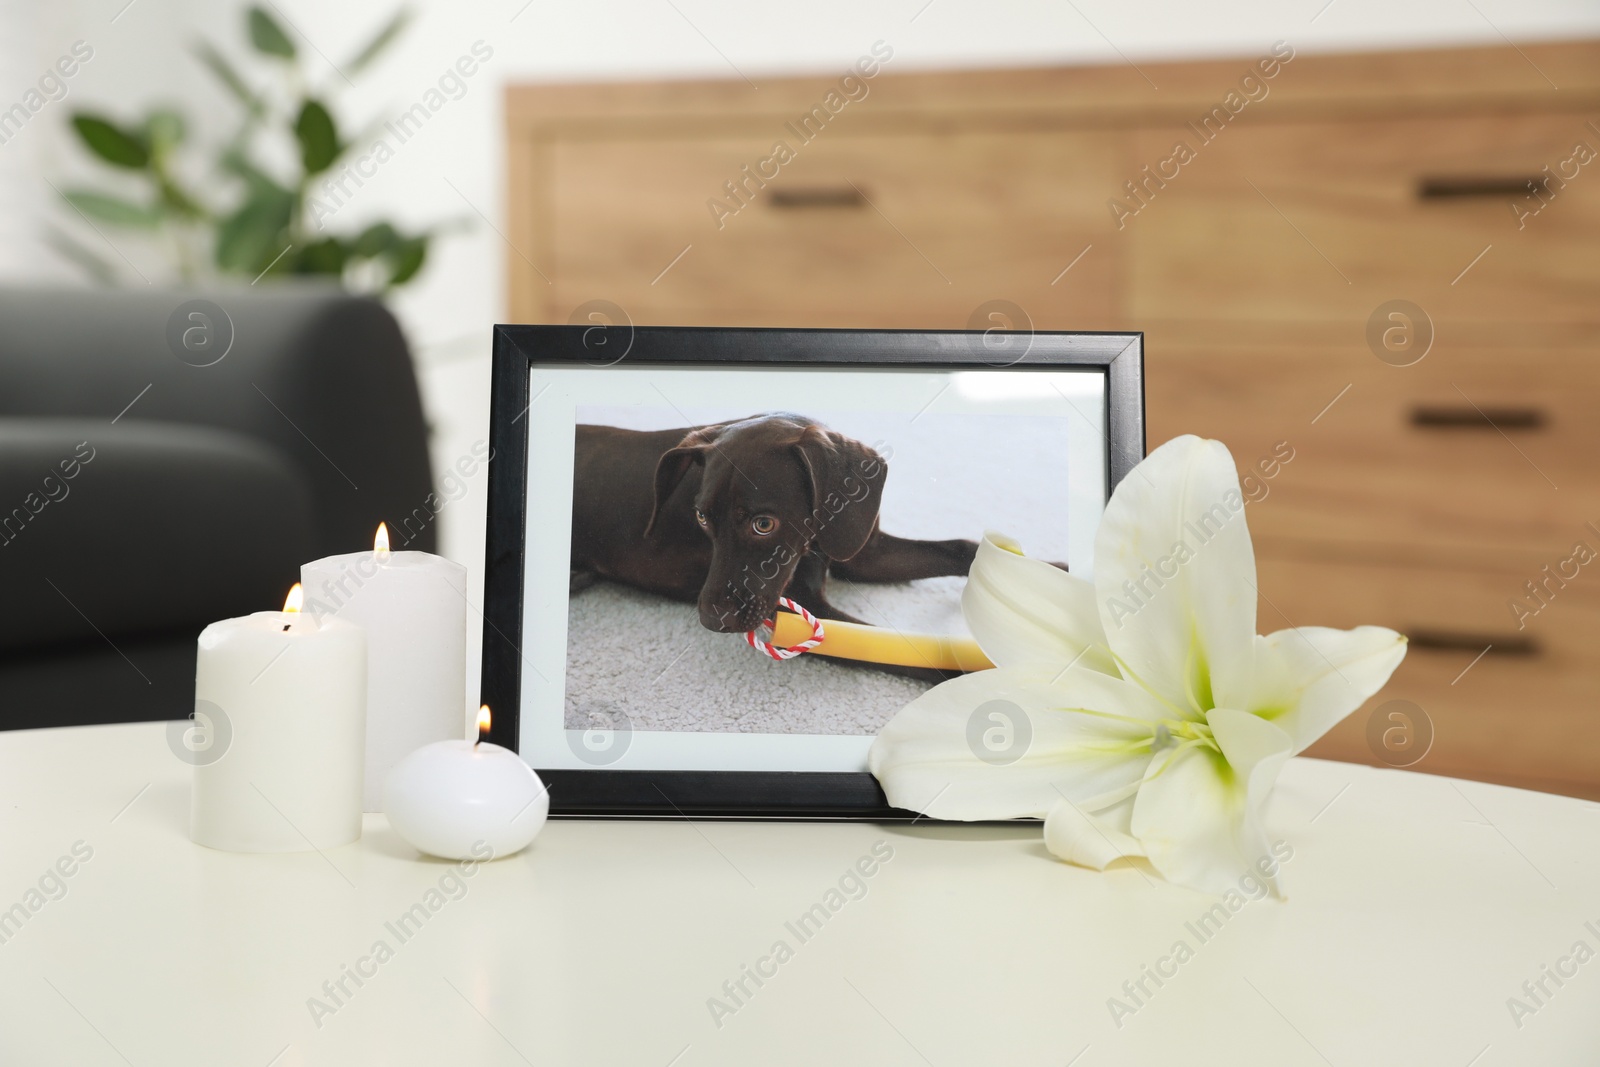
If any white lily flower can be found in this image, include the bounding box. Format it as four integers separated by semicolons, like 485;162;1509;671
868;435;1407;895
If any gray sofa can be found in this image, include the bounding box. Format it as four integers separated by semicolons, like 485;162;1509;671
0;286;435;730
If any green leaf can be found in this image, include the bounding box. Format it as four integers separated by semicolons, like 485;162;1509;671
351;222;398;258
294;100;340;174
70;115;149;169
247;6;296;59
62;190;164;228
385;235;427;286
214;185;294;274
144;109;186;152
345;8;411;75
296;237;348;275
219;148;290;198
191;40;259;107
156;177;209;221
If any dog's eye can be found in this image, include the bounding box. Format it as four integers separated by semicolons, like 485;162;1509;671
750;515;778;536
694;509;709;528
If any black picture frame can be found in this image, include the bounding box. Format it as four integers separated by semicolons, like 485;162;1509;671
481;325;1145;819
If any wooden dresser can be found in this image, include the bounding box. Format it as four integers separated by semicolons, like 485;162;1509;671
505;41;1600;798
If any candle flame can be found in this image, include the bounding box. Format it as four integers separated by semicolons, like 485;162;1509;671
477;704;491;742
374;522;390;558
283;583;304;613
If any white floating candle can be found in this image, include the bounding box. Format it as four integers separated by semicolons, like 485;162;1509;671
302;523;468;811
191;584;366;853
384;706;548;861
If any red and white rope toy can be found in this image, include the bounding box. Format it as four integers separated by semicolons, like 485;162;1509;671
745;597;825;660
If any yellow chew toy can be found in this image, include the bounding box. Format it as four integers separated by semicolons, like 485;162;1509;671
769;611;995;673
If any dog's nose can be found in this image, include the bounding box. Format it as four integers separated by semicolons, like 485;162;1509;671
699;601;761;634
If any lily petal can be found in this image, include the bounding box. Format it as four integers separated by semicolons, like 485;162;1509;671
1093;436;1258;715
962;532;1116;675
1045;793;1145;870
1249;626;1409;754
868;665;1169;821
1130;709;1292;896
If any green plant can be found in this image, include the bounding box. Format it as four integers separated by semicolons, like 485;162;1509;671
56;5;439;292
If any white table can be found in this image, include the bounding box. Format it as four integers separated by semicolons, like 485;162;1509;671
1;722;1596;1066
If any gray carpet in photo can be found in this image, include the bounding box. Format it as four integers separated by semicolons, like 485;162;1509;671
563;406;1070;736
564;578;960;735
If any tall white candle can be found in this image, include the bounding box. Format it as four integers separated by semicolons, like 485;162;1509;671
191;584;366;853
301;524;469;811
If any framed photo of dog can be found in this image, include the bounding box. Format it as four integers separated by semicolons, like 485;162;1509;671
482;325;1144;818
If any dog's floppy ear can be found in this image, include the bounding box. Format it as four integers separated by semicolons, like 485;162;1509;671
792;427;886;561
644;425;724;536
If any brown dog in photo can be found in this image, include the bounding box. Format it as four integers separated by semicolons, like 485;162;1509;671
570;413;978;638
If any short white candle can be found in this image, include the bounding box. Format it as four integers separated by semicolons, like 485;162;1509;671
384;706;548;861
302;524;468;811
191;584;366;853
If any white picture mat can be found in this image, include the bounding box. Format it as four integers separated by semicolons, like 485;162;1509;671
518;363;1107;772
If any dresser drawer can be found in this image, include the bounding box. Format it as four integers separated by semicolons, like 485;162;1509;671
1147;343;1600;561
1128;112;1600;328
1255;556;1600;798
544;130;1123;328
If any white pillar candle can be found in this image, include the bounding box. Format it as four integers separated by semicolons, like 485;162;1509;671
385;707;549;861
301;524;469;811
191;584;366;853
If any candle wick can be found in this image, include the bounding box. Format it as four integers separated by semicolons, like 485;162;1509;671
281;624;290;632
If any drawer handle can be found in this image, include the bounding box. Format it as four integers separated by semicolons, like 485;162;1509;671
1407;629;1540;657
1416;176;1543;200
1410;405;1547;430
767;186;867;210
